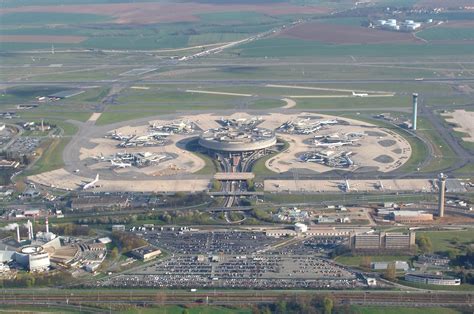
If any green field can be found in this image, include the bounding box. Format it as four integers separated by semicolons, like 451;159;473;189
1;12;109;25
295;96;410;110
235;38;474;58
95;111;164;126
418;230;474;253
197;11;277;24
119;305;251;314
23;138;69;176
419;27;474;41
18;111;91;122
416;117;458;172
350;306;462;314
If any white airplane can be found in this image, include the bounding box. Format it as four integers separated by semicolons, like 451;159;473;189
93;153;105;161
149;131;170;137
314;141;350;148
343;180;351;192
352;91;369;97
110;131;130;141
151;155;168;163
319;119;338;125
82;174;99;190
111;160;132;168
336;180;351;192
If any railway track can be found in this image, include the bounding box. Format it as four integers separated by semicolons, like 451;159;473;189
0;290;472;307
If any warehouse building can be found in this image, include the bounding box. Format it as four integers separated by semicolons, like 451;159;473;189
130;245;162;261
371;261;409;271
405;273;461;286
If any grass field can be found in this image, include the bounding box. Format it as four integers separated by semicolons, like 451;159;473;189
350;306;462;314
0;85;66;105
252;140;289;176
119;305;251;314
1;12;109;25
117;90;243;105
416;117;458;172
295;96;410;110
235;38;474;58
95;111;169;126
24;138;68;176
417;230;474;253
18;111;91;122
418;27;474;41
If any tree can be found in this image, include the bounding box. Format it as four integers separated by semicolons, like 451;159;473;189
450;236;460;245
446;249;457;260
181;309;189;314
275;300;287;314
360;256;372;269
323;296;334;314
416;234;433;254
384;262;397;281
111;247;119;259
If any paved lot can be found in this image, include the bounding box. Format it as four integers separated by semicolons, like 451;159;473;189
264;178;435;193
441;109;474;142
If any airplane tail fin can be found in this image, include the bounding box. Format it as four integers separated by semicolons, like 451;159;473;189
95;174;99;181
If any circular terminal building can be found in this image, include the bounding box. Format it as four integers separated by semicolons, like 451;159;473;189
199;125;276;152
15;245;50;271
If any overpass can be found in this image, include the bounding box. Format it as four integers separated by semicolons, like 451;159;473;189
214;172;255;180
209;191;263;196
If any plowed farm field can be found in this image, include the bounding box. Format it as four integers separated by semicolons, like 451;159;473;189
279;23;419;44
0;35;87;43
0;3;329;24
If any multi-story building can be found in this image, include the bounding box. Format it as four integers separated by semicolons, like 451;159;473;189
405;273;461;286
350;232;415;251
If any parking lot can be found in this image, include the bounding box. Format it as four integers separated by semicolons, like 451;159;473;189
94;230;364;289
7;136;41;156
99;254;361;289
142;230;281;255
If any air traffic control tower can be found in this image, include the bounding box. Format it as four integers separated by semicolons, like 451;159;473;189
412;93;418;131
438;173;447;217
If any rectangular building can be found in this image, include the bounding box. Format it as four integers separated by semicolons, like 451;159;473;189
353;234;381;250
351;232;415;251
130;245;162;261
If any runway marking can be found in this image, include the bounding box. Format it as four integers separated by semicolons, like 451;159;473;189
185;89;253;97
281;98;296;108
130;86;150;90
285;94;395;98
88;112;102;123
266;84;394;95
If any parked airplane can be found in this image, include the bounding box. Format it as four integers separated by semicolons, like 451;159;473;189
82;174;99;190
352;91;369;97
111;160;132;168
313;141;351;148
